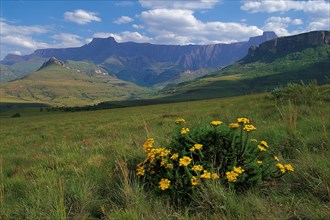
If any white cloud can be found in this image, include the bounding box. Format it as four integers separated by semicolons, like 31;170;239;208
241;0;330;18
0;21;48;36
262;16;292;36
64;9;101;25
92;31;153;43
114;16;134;24
292;19;303;25
139;0;221;10
93;32;113;38
306;18;330;31
51;33;84;48
140;9;263;44
11;51;22;56
132;24;144;29
0;21;50;51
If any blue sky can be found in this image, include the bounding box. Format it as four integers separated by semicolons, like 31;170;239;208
1;0;329;59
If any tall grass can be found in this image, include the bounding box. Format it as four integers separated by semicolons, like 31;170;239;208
0;87;329;219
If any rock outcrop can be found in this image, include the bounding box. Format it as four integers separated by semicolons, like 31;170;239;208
248;30;330;58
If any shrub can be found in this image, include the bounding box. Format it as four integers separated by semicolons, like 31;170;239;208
271;80;327;105
11;113;21;118
136;118;294;203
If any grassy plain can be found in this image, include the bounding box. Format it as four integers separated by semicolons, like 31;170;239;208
0;88;329;219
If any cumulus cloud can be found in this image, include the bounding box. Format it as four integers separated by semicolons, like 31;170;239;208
139;0;221;10
93;32;113;38
64;9;101;25
114;16;134;24
0;21;50;51
306;18;330;31
0;21;48;36
132;24;144;29
241;0;330;18
51;33;84;48
140;9;263;44
291;19;303;25
93;31;152;43
262;16;292;36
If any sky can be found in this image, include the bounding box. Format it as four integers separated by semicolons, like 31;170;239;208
1;0;329;60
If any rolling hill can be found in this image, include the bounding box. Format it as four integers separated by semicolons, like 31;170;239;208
0;58;150;106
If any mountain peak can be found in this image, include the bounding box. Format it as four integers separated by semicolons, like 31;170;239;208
38;57;65;70
88;36;117;46
247;31;278;46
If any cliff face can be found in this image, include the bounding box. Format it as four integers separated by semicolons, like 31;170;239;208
248;31;330;58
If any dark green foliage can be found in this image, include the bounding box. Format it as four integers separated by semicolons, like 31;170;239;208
271;80;330;105
11;113;21;118
137;119;293;204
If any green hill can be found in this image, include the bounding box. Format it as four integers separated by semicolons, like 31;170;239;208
0;63;150;106
161;44;330;101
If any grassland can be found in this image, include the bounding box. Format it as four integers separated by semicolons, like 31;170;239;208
1;85;329;219
0;65;150;106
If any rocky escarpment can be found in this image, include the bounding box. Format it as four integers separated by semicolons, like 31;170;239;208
248;30;330;58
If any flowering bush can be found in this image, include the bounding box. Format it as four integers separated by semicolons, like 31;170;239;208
136;118;294;201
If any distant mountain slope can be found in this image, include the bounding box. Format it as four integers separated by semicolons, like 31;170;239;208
0;57;47;83
0;58;150;106
1;32;277;86
161;31;330;101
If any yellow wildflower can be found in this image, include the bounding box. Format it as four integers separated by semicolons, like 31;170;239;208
260;141;269;148
211;173;220;179
258;145;266;151
160;149;170;157
285;164;294;172
194;143;203;150
179;156;192;166
136;163;145;176
229;123;240;129
159;178;171;190
276;163;286;173
191;176;200;186
226;171;239;182
175;118;186;124
192;165;203;172
180;127;190;134
143;138;154;152
160;158;167;166
170;153;179;160
190;143;203;151
166;163;174;169
243;124;257;132
201;170;212;179
257;160;263;165
274;156;280;161
233;166;245;174
237;118;250;124
211;121;223;126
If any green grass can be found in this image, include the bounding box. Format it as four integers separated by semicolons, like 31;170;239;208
1;90;329;219
0;64;150;106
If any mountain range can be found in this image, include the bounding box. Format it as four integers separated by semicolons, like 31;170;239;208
1;31;277;86
0;30;329;107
